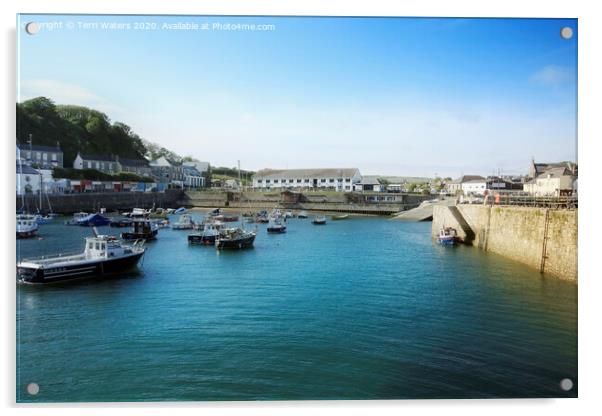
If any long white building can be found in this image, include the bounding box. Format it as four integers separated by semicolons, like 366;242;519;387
253;168;362;191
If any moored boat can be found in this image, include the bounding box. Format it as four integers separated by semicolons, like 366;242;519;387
312;216;327;225
172;214;195;230
16;231;145;284
174;207;187;215
188;220;225;245
65;212;89;225
267;217;287;233
297;211;308;219
221;214;239;222
331;214;349;220
110;218;134;228
77;213;111;227
215;227;256;250
121;219;159;241
16;214;39;239
437;227;457;245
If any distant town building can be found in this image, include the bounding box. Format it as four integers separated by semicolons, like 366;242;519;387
16;163;41;195
149;156;183;184
523;167;577;197
182;165;205;188
253;168;362;191
353;176;385;192
73;152;119;174
461;178;488;196
446;175;486;194
17;143;63;168
117;157;152;177
528;159;577;179
224;179;241;190
183;161;210;187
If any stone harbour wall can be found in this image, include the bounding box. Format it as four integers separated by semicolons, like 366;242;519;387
432;204;577;281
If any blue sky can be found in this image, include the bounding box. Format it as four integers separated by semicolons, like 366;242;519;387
17;15;577;177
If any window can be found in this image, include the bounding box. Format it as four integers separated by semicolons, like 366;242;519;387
345;178;351;182
304;179;310;183
89;242;93;249
257;179;263;183
329;179;335;183
320;179;326;183
95;162;100;169
274;179;279;183
289;179;294;183
296;179;301;183
42;153;48;161
86;161;92;168
266;180;271;184
95;242;100;250
338;178;343;182
36;152;41;160
51;153;57;161
101;162;105;170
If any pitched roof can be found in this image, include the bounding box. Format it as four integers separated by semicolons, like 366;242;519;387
357;175;381;185
16;163;39;174
254;168;360;180
182;165;202;176
458;175;486;183
537;167;573;178
78;153;116;162
17;144;62;152
119;158;149;167
463;179;487;184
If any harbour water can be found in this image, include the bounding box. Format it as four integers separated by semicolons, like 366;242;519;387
16;213;577;401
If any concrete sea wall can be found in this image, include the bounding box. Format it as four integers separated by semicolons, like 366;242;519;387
17;190;184;214
179;190;431;215
432;205;577;281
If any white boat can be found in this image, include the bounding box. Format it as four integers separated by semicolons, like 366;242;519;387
172;214;195;230
174;207;187;215
267;217;287;233
65;212;89;225
17;231;146;284
34;213;53;224
124;208;150;218
437;227;457;245
16;214;39;239
188;220;225;245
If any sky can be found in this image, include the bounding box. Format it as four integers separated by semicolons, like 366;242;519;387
17;15;577;177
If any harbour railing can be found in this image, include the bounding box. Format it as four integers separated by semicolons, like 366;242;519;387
482;194;578;209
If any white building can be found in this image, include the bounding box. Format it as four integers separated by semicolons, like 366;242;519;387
253;168;362;191
353;176;385;192
461;179;488;196
182;165;205;188
523;167;576;197
73;152;119;173
16;163;42;195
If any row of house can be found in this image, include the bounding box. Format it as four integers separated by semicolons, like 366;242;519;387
444;160;577;197
16;142;211;193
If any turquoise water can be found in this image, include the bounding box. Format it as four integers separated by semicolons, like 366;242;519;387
16;214;577;401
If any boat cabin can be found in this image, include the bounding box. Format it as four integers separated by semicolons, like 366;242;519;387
84;236;131;259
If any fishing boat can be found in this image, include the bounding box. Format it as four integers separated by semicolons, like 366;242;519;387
16;230;146;284
124;208;150;218
153;218;170;228
65;212;89;225
16;214;39;239
110;218;134;228
312;216;327;225
172;214;195;230
215;227;256;250
221;214;240;222
77;213;111;227
283;211;294;219
208;208;221;217
188;220;225;245
267;217;287;233
331;214;349;220
174;207;187;215
297;211;308;219
34;213;53;224
121;219;159;241
437;227;457;245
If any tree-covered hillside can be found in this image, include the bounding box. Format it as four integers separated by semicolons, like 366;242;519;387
16;97;148;166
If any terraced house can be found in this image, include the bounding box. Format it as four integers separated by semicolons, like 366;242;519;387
252;168;362;191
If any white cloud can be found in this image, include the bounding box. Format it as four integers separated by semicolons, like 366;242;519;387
530;65;573;86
